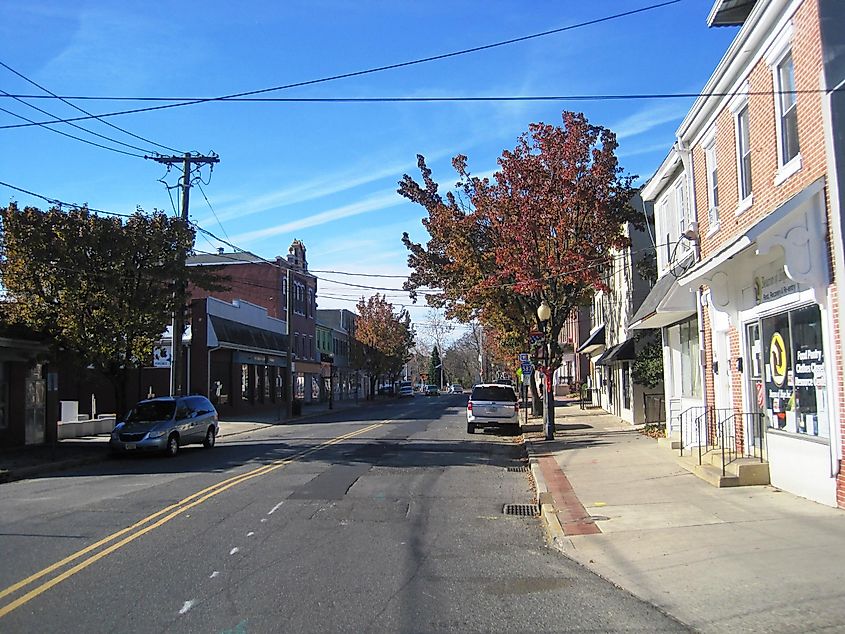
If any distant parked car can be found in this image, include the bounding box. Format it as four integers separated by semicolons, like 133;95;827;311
109;395;219;457
466;383;519;434
425;384;440;396
449;384;463;394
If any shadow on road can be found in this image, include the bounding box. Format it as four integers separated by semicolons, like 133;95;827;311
5;395;526;482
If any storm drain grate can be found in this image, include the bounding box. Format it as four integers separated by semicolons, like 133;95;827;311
506;466;530;473
503;503;540;517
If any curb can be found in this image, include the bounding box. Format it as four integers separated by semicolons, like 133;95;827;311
524;438;571;552
0;453;109;485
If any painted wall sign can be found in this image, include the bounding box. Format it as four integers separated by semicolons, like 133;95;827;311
754;268;799;304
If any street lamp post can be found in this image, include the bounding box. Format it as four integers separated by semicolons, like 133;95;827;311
537;300;555;440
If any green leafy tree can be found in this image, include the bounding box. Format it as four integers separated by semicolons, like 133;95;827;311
428;346;442;388
632;331;664;389
0;204;223;414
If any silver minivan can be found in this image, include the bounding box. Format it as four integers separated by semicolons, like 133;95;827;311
109;395;219;457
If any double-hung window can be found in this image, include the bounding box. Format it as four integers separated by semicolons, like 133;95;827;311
766;22;800;183
736;105;752;202
703;133;719;231
777;53;799;165
674;177;689;253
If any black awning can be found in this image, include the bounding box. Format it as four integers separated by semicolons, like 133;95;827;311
595;338;635;366
209;315;288;354
577;325;605;354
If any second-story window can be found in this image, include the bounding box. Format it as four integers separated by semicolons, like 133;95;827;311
704;141;719;229
736;104;752;202
674;177;689;252
777;52;799;166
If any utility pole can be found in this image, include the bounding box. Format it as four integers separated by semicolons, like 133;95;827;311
147;152;220;396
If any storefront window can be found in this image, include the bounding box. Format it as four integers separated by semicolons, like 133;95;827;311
760;305;828;438
253;365;263;403
295;374;305;399
263;366;271;401
622;362;631;410
0;362;8;429
240;365;249;402
680;318;701;398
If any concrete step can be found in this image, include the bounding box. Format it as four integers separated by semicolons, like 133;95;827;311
694;463;740;487
726;457;770;485
676;450;769;487
657;431;682;450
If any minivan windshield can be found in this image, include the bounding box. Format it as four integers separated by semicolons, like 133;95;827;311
471;386;517;402
125;401;176;423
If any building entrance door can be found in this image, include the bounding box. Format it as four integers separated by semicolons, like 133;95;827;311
744;322;765;457
24;363;46;445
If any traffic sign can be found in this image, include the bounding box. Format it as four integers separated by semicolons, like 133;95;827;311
520;362;533;376
529;331;544;346
518;353;530;363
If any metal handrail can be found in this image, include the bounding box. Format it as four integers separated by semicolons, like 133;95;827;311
675;406;707;457
692;408;734;467
696;411;768;476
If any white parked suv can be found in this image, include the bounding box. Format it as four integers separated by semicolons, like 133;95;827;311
466;383;519;434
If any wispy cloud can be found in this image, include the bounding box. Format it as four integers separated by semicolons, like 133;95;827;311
231;191;402;244
198;161;408;226
610;101;688;140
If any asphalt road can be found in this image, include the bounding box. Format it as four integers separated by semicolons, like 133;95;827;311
0;395;688;633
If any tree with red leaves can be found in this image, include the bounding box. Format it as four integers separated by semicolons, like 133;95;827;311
400;111;638;408
351;293;415;399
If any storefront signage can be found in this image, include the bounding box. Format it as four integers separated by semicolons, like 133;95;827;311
153;345;172;368
769;332;787;387
233;351;287;367
794;347;824;388
754;269;798;304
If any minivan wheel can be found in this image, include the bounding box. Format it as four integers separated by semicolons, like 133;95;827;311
203;427;216;449
467;422;475;434
165;434;179;457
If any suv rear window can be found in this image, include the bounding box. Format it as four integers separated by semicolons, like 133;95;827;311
470;386;517;402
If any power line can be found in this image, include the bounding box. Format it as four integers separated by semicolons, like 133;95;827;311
311;269;410;279
0;1;682;131
196;181;230;240
0;87;155;155
0;88;832;106
0;179;135;217
0;103;145;157
0;59;183;154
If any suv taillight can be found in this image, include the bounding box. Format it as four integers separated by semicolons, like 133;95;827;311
467;401;473;412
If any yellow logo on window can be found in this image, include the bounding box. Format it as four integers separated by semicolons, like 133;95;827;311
770;332;788;387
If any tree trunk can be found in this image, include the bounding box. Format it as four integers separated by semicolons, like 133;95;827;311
529;372;542;416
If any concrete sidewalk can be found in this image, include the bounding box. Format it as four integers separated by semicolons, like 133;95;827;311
0;396;375;484
524;401;845;633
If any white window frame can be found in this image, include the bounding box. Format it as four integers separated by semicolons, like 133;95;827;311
701;127;719;235
674;176;690;255
766;23;801;185
658;196;671;273
730;85;753;214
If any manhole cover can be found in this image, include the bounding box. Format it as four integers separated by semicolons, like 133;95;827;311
503;503;540;517
506;466;530;473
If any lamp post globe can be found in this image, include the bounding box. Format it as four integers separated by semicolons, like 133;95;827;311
537;300;551;322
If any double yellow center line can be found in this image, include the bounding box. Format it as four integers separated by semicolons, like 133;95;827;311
0;420;386;619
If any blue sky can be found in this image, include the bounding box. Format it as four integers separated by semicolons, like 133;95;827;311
0;0;738;335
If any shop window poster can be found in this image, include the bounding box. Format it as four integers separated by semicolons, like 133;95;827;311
761;305;828;438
